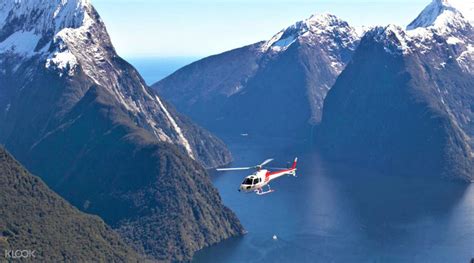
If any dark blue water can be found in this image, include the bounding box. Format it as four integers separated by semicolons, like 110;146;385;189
126;57;200;85
193;135;474;263
133;60;474;262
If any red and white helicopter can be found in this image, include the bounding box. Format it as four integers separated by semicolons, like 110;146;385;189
216;157;298;195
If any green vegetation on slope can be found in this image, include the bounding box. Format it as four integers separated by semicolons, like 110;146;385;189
0;147;142;262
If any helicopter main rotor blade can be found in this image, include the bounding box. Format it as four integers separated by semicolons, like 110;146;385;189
217;158;274;171
259;158;274;167
216;167;253;171
266;167;289;170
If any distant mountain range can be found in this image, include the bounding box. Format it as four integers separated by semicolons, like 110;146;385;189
0;0;242;261
154;13;360;137
0;146;143;261
154;0;473;181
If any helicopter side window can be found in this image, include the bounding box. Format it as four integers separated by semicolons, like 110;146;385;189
253;178;258;185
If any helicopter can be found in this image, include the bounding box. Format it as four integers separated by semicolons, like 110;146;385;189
216;157;298;195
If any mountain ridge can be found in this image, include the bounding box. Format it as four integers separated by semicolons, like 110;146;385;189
154;12;360;138
317;0;474;181
0;0;243;261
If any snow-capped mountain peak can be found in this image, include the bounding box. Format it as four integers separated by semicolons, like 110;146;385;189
0;0;207;162
0;0;95;62
306;13;344;28
442;0;474;24
407;0;473;30
262;13;359;53
403;0;474;73
0;0;91;34
368;19;473;74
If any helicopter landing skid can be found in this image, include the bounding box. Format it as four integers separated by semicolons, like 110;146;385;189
256;189;274;195
255;185;274;195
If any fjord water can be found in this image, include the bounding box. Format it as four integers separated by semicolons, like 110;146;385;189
133;60;473;262
193;135;474;263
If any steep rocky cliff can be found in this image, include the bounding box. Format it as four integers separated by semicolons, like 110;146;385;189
0;0;243;261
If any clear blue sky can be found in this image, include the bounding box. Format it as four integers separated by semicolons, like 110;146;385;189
91;0;430;58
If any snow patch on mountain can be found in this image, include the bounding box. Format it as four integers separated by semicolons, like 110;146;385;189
262;13;359;53
0;0;89;34
457;44;474;72
370;25;413;55
446;36;463;45
361;0;474;74
404;0;474;73
407;0;473;31
442;0;473;24
45;50;78;76
262;25;299;52
0;0;93;65
372;22;473;73
272;35;297;51
355;25;371;36
44;5;98;78
0;30;41;56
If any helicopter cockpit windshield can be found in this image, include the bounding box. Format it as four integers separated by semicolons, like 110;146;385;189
242;178;253;185
242;177;261;185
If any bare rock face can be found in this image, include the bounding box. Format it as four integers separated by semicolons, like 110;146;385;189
154;14;360;138
0;0;242;261
318;0;474;181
